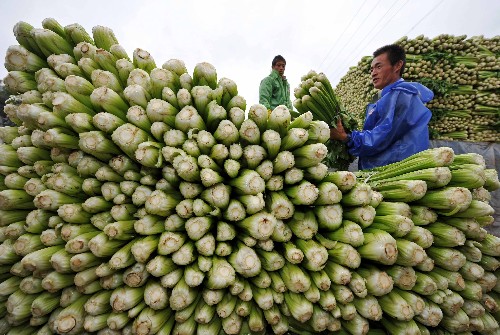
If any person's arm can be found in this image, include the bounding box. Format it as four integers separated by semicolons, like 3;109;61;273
259;77;272;110
349;91;412;157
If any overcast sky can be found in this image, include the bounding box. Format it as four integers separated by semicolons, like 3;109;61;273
1;0;499;108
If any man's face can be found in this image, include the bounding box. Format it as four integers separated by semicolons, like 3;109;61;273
370;52;402;90
273;61;286;77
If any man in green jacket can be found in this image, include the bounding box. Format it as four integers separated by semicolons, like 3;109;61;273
259;55;293;111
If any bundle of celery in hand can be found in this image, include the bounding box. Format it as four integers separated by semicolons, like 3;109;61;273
293;70;358;170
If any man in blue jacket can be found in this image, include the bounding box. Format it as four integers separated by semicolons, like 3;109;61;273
330;44;434;170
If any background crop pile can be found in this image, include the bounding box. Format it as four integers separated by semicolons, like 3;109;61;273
0;18;500;335
335;34;500;142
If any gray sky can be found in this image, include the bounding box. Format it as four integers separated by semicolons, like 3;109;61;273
1;0;499;107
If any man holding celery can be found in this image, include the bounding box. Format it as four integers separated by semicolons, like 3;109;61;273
259;55;294;112
330;44;434;170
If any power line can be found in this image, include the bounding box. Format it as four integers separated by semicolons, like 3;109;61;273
328;0;403;79
331;0;442;83
331;0;443;82
368;0;411;41
329;0;411;83
317;0;369;69
323;0;384;74
404;0;445;36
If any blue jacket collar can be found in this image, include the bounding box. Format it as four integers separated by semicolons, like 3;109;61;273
380;79;434;103
381;78;404;97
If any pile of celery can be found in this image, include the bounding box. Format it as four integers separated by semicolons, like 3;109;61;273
292;71;358;171
0;18;499;335
335;34;500;142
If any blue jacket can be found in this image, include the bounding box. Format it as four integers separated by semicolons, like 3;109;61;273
348;79;433;170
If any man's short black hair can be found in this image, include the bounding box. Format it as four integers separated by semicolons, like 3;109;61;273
272;55;286;67
373;44;406;76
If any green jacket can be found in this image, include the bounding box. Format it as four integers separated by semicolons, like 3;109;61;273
259;69;293;110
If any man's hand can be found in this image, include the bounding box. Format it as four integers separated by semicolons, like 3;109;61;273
330;119;348;142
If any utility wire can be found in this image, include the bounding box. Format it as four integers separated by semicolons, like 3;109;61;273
404;0;445;36
317;0;369;69
329;0;411;83
328;0;403;79
323;0;384;74
369;0;411;41
331;0;443;83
